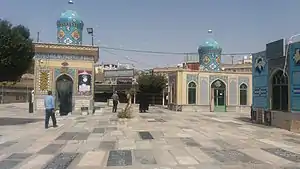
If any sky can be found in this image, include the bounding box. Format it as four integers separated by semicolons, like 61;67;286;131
1;0;300;68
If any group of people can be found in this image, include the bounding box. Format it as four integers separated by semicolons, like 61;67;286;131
110;91;149;113
43;90;151;129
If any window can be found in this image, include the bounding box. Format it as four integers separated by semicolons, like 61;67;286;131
188;82;197;104
240;83;247;105
272;70;288;111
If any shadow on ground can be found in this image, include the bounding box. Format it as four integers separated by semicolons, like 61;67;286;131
235;117;273;128
0;118;43;126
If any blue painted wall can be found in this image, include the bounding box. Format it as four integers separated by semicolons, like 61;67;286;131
289;42;300;112
252;51;268;109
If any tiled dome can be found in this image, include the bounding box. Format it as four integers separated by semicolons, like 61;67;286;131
198;30;222;72
59;10;83;24
201;38;220;49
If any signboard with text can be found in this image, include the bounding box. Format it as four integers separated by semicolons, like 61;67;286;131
104;69;134;78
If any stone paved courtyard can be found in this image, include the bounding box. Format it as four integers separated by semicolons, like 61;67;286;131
0;104;300;169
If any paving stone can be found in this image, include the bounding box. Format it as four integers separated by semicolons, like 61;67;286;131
283;167;300;169
99;141;116;150
186;118;199;122
0;160;20;169
61;142;81;152
0;141;17;151
0;117;43;126
285;139;300;145
77;151;106;167
169;148;199;165
133;150;156;164
92;128;105;134
56;132;77;140
202;149;263;164
284;134;300;139
6;153;32;160
106;127;117;132
109;118;118;122
262;148;300;162
180;137;201;147
18;155;54;169
212;139;235;149
185;147;216;163
42;153;79;169
117;139;136;150
153;149;177;166
98;121;109;125
239;148;293;166
136;140;152;149
150;131;164;140
38;144;64;154
155;118;166;122
139;131;154;140
107;150;132;166
73;132;90;140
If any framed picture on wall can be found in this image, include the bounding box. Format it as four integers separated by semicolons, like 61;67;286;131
78;70;92;93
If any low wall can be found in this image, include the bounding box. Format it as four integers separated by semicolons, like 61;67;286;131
252;108;300;133
168;104;251;112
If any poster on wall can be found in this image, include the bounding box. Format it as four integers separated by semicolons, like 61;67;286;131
78;70;92;93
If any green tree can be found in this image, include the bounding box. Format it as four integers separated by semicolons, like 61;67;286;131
0;19;34;82
137;72;167;94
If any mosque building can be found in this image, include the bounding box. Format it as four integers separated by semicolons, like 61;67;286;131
168;30;252;112
33;0;99;114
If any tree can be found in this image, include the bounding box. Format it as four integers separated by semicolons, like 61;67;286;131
137;72;167;94
0;19;34;82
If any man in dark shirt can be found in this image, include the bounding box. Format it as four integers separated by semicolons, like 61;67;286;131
44;91;57;129
111;91;119;113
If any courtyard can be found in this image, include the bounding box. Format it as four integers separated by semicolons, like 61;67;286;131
0;103;299;169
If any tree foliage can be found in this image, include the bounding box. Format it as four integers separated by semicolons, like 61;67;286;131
137;72;167;93
0;19;34;82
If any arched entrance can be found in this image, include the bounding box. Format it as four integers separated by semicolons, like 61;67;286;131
56;74;73;116
211;80;226;112
187;81;197;104
271;70;288;111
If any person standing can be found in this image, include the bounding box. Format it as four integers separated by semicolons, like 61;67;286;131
111;91;119;113
44;91;57;129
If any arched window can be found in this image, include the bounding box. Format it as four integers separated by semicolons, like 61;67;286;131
188;82;196;104
240;84;247;105
272;70;288;111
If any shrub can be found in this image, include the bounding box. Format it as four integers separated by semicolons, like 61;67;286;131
117;108;132;118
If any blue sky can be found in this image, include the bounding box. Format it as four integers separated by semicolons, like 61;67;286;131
1;0;299;68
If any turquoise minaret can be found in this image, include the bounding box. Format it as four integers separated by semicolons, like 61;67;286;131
56;0;84;45
198;30;222;71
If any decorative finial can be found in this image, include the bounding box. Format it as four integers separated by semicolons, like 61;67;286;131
68;0;74;4
208;29;213;34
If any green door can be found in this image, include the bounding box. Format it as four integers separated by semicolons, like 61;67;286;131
214;88;226;112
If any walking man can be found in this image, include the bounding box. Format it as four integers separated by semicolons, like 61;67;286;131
44;91;57;129
111;91;119;113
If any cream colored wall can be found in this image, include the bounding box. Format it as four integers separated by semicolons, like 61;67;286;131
176;71;183;105
179;71;252;106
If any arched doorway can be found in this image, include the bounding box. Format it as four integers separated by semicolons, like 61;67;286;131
271;70;288;111
211;80;226;112
187;82;196;104
56;74;73;116
239;83;248;105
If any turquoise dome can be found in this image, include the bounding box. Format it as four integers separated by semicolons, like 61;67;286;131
201;38;220;48
59;10;82;23
56;9;84;45
198;30;222;72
